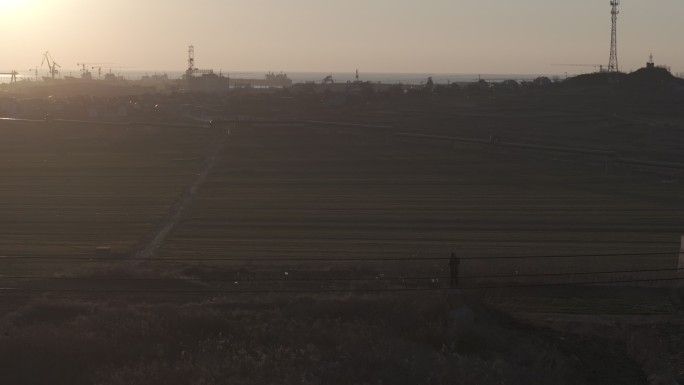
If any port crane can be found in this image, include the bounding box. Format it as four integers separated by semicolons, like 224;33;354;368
76;62;112;80
90;65;125;79
0;70;18;84
41;51;61;79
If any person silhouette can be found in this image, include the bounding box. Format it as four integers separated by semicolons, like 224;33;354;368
449;252;460;288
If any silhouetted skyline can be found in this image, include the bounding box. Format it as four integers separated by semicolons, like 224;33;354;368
1;0;682;74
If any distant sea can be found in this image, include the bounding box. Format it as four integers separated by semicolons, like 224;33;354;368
1;70;562;85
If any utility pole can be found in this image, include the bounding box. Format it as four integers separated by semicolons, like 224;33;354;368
607;0;620;72
679;235;684;270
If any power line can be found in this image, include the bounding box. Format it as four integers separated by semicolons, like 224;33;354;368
0;251;674;263
0;275;683;297
462;267;682;280
0;267;681;283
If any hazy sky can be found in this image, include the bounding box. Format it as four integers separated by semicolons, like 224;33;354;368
1;0;682;75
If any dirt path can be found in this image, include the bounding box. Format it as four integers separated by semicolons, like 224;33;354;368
134;126;231;259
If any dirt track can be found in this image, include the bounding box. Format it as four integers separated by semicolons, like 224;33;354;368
134;126;231;258
0;121;213;266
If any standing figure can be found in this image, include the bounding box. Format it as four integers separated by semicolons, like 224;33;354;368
449;252;460;288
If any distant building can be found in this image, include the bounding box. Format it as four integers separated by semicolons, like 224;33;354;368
184;72;230;93
231;72;293;88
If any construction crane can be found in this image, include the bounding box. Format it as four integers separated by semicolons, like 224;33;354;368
41;51;61;79
76;62;112;80
91;65;127;79
551;63;605;72
92;66;102;79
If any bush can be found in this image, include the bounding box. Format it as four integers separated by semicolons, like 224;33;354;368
0;294;598;384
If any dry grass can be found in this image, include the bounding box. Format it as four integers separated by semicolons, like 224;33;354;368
0;293;634;385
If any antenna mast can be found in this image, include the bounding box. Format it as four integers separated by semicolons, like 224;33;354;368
607;0;619;72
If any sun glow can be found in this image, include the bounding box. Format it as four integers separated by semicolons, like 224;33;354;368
0;0;40;20
0;0;47;28
0;0;31;10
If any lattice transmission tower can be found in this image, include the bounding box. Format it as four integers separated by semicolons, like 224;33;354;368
607;0;620;72
187;45;195;72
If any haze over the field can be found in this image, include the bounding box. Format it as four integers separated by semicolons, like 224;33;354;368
1;0;682;74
